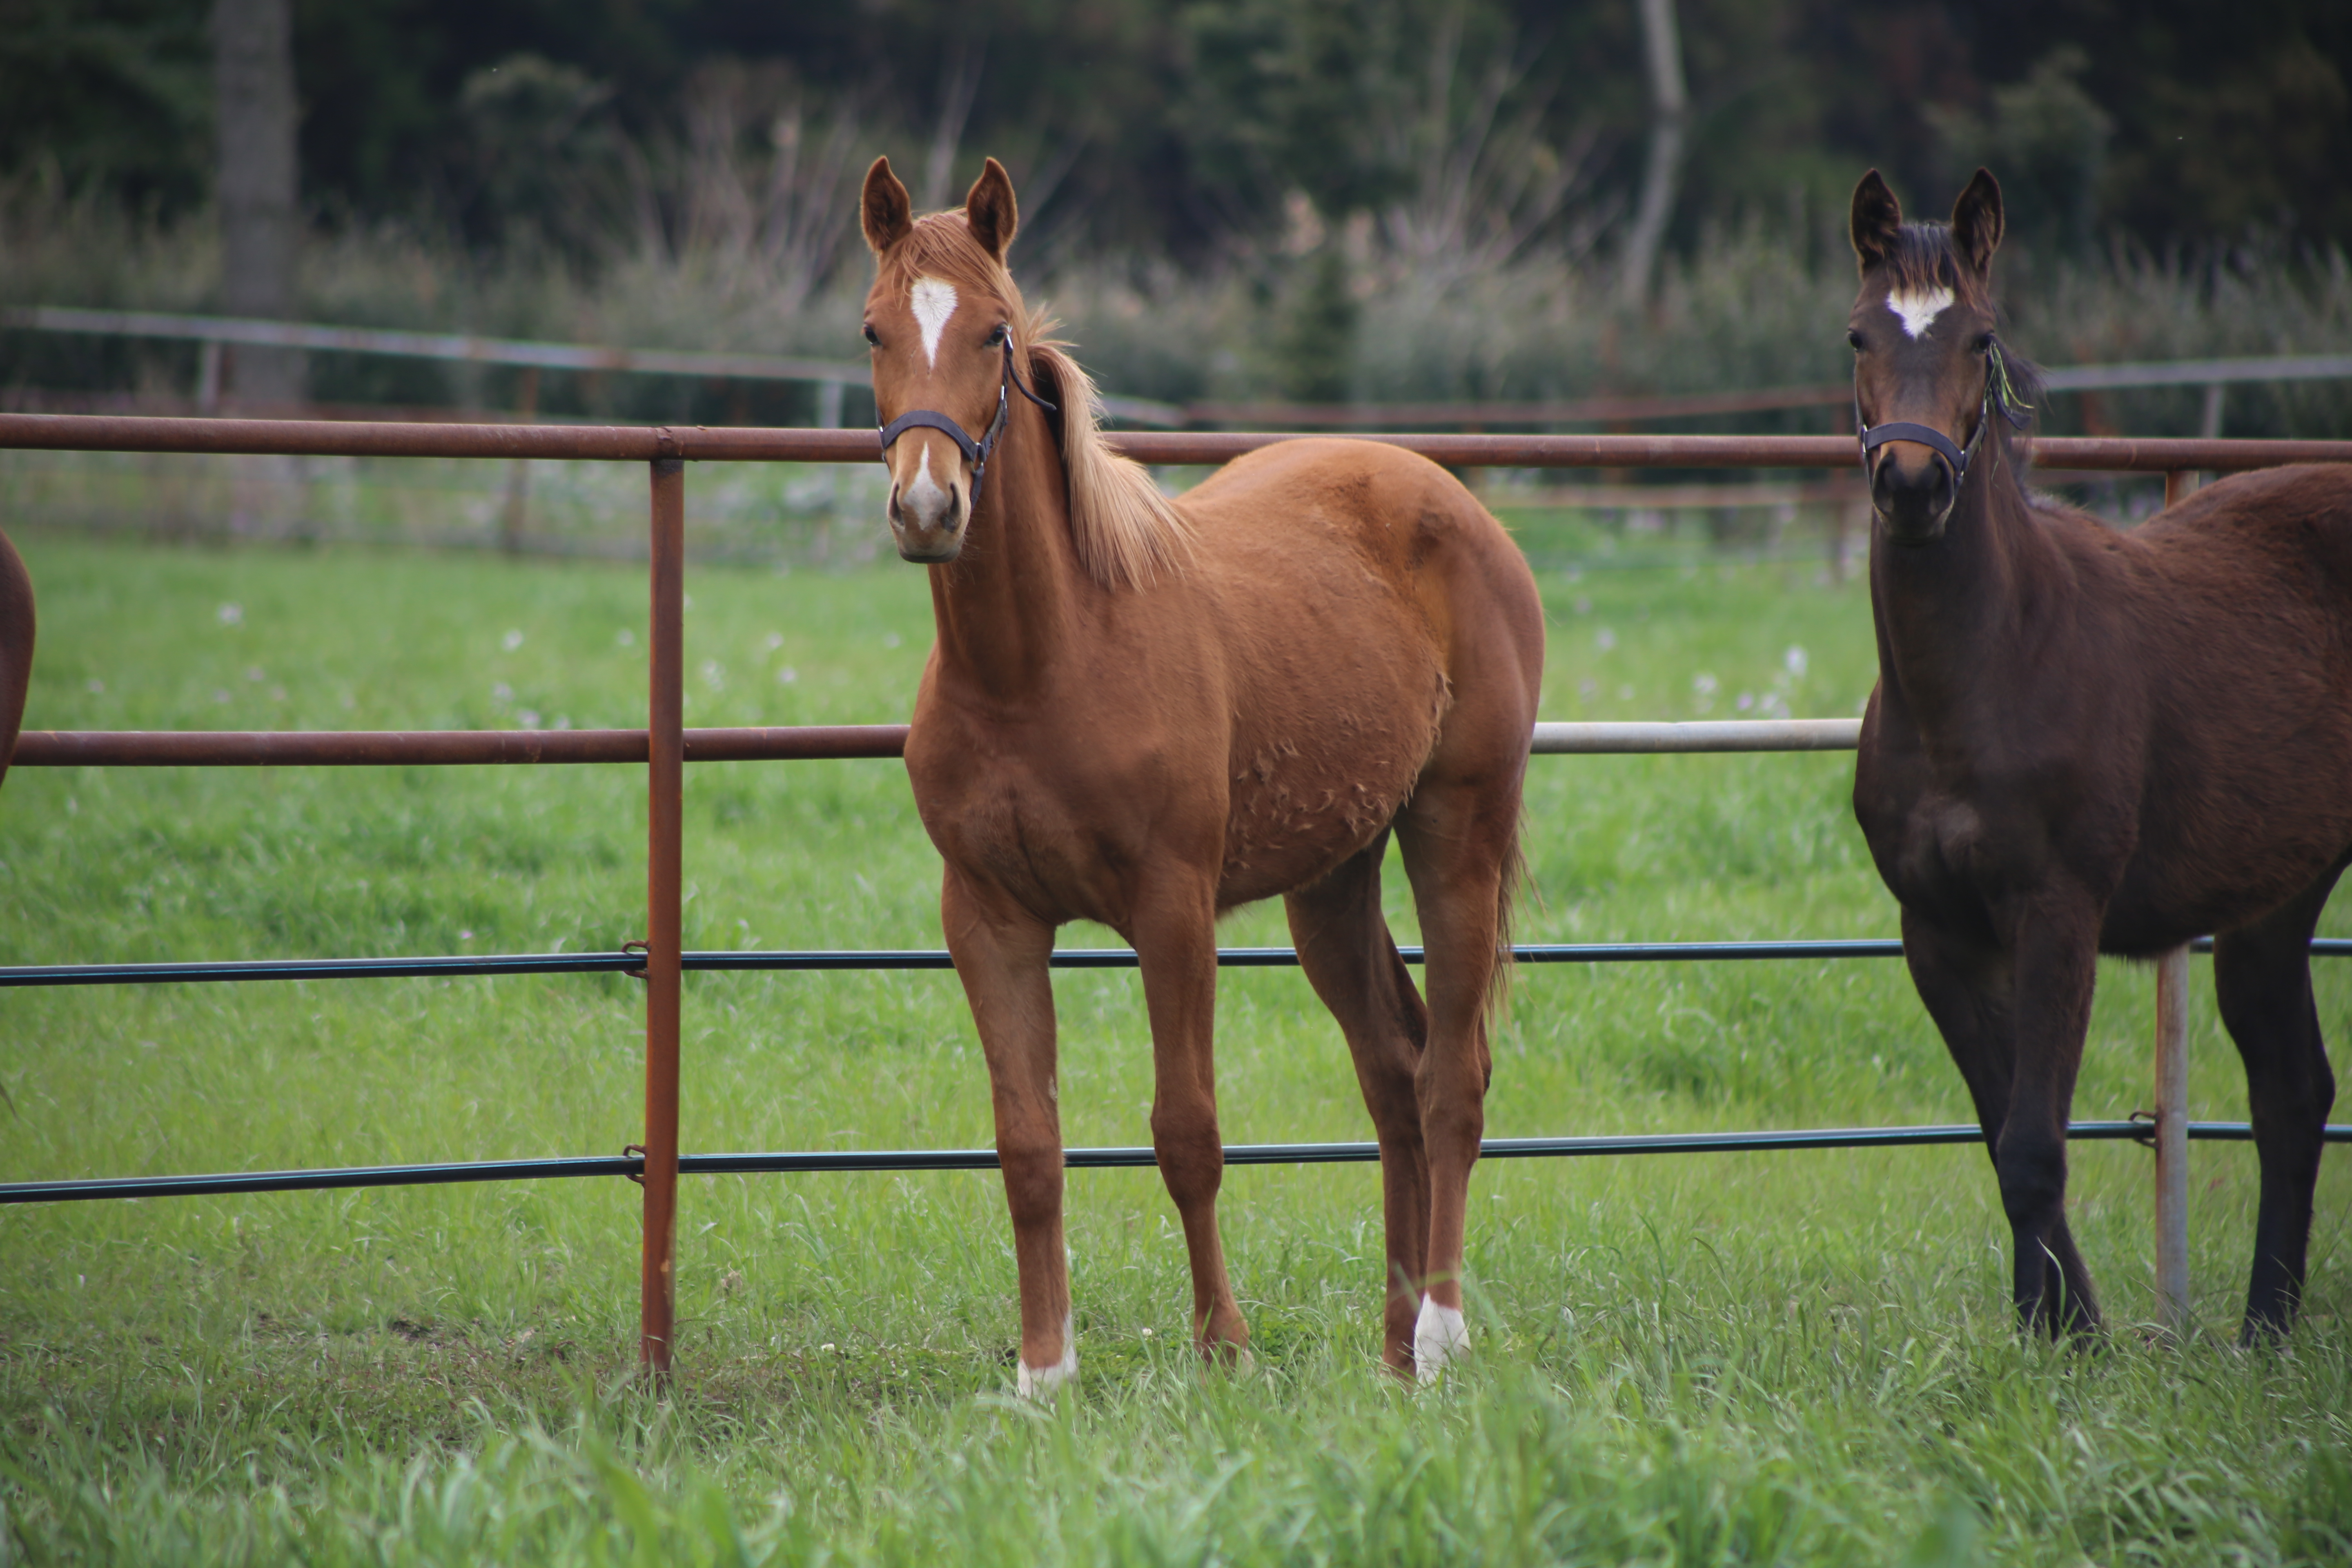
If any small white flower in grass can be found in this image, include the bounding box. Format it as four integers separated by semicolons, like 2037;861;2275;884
820;1343;837;1354
701;660;725;691
616;628;635;648
1595;628;1617;652
502;629;524;652
1736;691;1754;711
777;666;798;685
1785;645;1809;677
1572;596;1592;615
246;666;265;682
1140;1327;1154;1338
85;678;103;695
764;632;784;651
213;689;231;704
217;603;242;626
492;682;513;703
883;630;902;649
553;716;571;731
518;710;541;729
459;930;474;942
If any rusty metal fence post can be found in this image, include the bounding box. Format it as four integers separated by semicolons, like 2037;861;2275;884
2151;466;2201;1336
641;455;686;1375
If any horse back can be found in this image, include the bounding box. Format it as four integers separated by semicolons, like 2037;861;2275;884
1178;439;1545;903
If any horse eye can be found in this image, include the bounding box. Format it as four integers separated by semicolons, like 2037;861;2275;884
1975;333;1995;353
986;323;1008;347
1847;330;1864;351
862;323;879;346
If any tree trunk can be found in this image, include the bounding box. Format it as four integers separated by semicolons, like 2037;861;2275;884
214;0;303;408
1617;0;1688;310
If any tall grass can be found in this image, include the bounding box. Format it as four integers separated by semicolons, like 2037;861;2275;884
0;524;2346;1563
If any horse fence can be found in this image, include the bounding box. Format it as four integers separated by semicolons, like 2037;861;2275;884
4;412;2350;1368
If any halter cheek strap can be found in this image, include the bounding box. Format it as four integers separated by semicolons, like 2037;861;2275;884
876;334;1058;511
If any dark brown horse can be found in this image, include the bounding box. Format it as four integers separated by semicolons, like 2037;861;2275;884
859;156;1544;1386
1849;168;2352;1342
0;528;31;794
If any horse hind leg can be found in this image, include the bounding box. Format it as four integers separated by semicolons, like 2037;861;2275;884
2213;855;2347;1343
1285;832;1431;1376
1394;772;1522;1382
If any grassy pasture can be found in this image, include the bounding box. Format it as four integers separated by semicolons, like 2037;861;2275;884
0;488;2348;1564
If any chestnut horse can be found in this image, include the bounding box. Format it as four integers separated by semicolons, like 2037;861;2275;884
0;528;30;795
1848;168;2352;1343
858;156;1543;1387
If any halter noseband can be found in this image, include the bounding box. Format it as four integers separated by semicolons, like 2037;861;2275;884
876;332;1057;511
1855;339;2033;497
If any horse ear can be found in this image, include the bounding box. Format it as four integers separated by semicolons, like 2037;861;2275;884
964;157;1019;263
861;157;914;255
1951;167;2005;277
1850;169;1904;275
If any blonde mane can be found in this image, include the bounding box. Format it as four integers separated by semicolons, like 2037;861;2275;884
878;213;1193;590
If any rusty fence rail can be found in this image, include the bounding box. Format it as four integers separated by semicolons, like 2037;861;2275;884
6;412;2352;1370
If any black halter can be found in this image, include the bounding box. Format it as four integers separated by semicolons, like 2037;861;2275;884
1855;339;2032;496
876;332;1057;511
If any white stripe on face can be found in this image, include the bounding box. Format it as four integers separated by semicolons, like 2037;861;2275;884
1886;286;1956;339
911;277;958;367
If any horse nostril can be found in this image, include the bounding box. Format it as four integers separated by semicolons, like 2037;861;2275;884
888;486;904;527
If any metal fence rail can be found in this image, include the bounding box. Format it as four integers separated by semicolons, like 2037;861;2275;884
10;1122;2348;1208
6;413;2350;1371
7;938;2348;990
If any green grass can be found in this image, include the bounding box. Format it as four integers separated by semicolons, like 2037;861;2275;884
0;521;2348;1565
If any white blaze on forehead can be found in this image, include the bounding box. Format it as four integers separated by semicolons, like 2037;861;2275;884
1886;285;1956;339
910;276;958;366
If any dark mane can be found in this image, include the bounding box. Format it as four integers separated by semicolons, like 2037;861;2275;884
1881;220;1991;309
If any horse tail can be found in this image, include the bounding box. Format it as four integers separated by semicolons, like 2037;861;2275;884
0;528;33;796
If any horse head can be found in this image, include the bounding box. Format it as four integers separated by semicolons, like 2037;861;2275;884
860;155;1047;564
1847;167;2021;544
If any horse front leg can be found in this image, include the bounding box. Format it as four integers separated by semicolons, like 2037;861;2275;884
1132;879;1249;1363
1286;834;1431;1376
1998;900;2104;1339
940;868;1073;1394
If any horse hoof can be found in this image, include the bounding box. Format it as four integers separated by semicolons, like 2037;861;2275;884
1413;1299;1470;1384
1015;1317;1078;1399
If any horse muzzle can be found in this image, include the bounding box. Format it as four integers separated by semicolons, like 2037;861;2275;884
887;459;969;563
1869;439;1958;545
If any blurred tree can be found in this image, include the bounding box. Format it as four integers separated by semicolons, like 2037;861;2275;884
0;0;212;212
1927;47;2111;260
215;0;302;401
4;0;2351;273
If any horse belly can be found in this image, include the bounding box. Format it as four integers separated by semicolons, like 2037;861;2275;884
1215;672;1446;908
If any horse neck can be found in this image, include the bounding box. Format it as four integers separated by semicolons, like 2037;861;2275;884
925;398;1085;698
1868;436;2055;728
